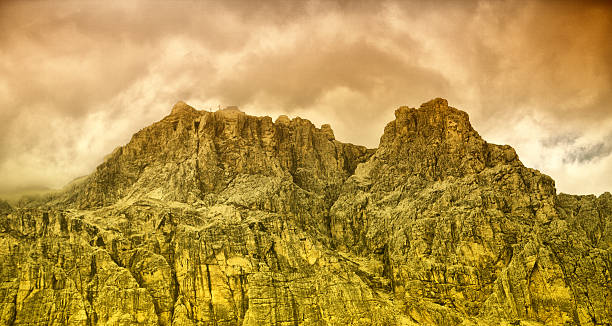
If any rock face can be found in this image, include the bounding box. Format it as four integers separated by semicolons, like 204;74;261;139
1;99;610;325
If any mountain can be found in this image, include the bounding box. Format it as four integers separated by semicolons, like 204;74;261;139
0;99;610;325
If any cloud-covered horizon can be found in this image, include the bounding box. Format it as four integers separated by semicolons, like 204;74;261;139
1;0;611;195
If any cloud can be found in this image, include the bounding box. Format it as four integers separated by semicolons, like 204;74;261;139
0;0;611;195
541;133;580;148
564;142;612;164
562;132;612;164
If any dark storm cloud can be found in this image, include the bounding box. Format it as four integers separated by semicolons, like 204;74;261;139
0;0;611;195
563;133;612;164
564;142;612;164
541;134;580;148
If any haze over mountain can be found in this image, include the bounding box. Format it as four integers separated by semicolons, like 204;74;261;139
0;99;610;325
1;0;612;196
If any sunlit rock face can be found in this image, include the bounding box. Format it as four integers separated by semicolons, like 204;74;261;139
1;99;610;325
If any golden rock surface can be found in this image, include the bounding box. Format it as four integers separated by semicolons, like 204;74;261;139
0;99;610;325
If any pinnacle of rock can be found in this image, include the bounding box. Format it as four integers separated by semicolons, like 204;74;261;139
320;124;335;140
2;98;610;326
275;114;290;124
170;100;197;115
420;97;449;109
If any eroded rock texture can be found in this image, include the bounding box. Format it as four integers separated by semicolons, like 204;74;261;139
1;99;610;325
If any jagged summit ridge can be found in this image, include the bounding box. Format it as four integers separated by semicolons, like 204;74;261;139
61;102;372;209
2;98;610;326
63;99;522;209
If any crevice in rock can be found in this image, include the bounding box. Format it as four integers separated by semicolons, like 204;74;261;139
123;252;169;325
239;267;249;318
41;211;49;235
7;292;17;326
108;244;124;269
205;263;217;325
381;243;395;293
222;274;240;323
168;243;180;323
89;256;97;278
83;270;97;326
194;119;207;199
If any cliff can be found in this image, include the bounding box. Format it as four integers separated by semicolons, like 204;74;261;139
0;99;610;325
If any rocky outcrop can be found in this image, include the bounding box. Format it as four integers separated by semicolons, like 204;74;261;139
1;99;610;325
61;102;371;210
331;98;610;324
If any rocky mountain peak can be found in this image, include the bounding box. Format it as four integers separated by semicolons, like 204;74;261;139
373;98;521;185
57;103;371;209
320;124;335;140
275;114;291;124
387;97;474;144
420;97;449;109
3;98;609;326
169;100;197;115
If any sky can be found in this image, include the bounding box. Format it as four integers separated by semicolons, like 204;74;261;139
0;0;611;196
